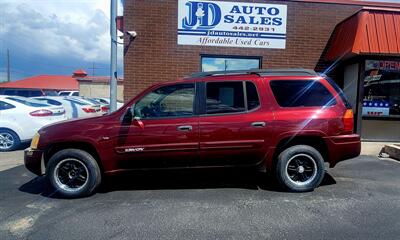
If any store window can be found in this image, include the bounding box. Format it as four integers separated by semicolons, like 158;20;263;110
363;60;400;118
201;55;261;72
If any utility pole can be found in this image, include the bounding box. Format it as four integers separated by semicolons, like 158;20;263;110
109;0;118;112
6;49;10;82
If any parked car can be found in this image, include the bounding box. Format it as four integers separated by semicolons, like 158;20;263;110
24;69;361;198
58;91;79;96
33;96;102;119
75;97;109;115
0;96;66;151
93;97;124;109
0;88;58;97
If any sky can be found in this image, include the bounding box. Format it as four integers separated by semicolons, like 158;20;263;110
0;0;124;81
0;0;399;81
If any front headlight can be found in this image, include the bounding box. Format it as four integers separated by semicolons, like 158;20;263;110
30;132;40;149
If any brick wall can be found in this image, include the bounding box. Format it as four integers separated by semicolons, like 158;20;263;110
123;0;361;101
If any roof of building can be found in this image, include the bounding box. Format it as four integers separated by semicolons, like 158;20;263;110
325;7;400;60
0;75;79;90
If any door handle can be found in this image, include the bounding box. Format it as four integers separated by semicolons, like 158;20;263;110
251;122;266;128
177;125;192;132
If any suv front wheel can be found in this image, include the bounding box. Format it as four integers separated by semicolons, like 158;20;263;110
275;145;325;192
47;149;102;198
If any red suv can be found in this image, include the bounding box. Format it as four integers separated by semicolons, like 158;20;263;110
24;69;361;198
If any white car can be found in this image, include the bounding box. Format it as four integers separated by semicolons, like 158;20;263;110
0;96;67;151
58;91;79;97
70;97;108;115
93;97;124;109
34;96;102;119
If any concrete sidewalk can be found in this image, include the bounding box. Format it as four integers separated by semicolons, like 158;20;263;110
0;151;24;172
361;142;399;156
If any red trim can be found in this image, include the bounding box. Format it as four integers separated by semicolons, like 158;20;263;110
325;8;400;60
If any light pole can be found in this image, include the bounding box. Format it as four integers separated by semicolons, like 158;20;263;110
109;0;118;112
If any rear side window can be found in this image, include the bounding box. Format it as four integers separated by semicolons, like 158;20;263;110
65;98;86;106
72;92;79;96
324;76;352;109
36;98;62;106
270;80;336;107
6;97;49;107
59;92;70;96
0;101;15;110
246;82;260;111
206;82;245;114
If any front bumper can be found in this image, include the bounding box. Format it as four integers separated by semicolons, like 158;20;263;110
24;148;44;176
324;134;361;167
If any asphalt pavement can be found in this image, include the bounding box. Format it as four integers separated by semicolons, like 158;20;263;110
0;153;400;240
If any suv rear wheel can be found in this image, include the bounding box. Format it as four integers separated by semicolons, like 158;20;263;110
275;145;325;192
47;149;101;198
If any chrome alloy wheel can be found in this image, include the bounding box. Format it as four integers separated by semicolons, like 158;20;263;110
285;154;318;186
54;158;89;192
0;132;14;150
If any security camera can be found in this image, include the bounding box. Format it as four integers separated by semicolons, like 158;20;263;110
126;31;137;39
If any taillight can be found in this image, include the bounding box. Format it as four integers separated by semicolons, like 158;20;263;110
82;107;96;113
342;109;354;133
29;109;53;117
101;106;109;112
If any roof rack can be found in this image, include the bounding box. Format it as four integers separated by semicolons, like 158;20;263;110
186;68;318;78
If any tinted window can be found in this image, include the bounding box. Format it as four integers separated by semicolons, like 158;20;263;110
72;92;79;96
134;84;195;118
36;98;62;106
59;92;70;96
270;80;336;107
206;82;245;114
0;101;15;110
246;82;260;111
6;97;49;107
65;98;86;106
17;90;42;97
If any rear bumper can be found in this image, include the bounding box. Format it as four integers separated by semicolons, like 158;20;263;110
24;148;44;176
324;134;361;167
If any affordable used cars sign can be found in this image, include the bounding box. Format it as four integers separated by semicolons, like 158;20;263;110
177;0;287;49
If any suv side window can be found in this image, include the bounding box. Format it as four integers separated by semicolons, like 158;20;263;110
206;82;245;114
134;83;195;119
270;80;336;107
246;81;260;111
0;101;15;110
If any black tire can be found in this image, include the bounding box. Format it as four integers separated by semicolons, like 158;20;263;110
46;149;101;198
275;145;325;192
0;129;20;152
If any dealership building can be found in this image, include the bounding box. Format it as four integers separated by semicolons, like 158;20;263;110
124;0;400;141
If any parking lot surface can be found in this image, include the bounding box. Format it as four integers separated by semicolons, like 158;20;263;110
0;154;400;240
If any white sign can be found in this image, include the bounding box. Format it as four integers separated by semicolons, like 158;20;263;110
177;0;287;49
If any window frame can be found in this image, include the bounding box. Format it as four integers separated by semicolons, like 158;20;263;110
200;54;262;72
269;79;338;108
132;82;199;120
198;80;261;116
0;100;15;110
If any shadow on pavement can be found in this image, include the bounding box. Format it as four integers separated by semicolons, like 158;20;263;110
18;168;336;198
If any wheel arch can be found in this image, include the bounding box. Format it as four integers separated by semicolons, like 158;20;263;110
0;127;21;139
270;135;329;170
44;141;104;173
